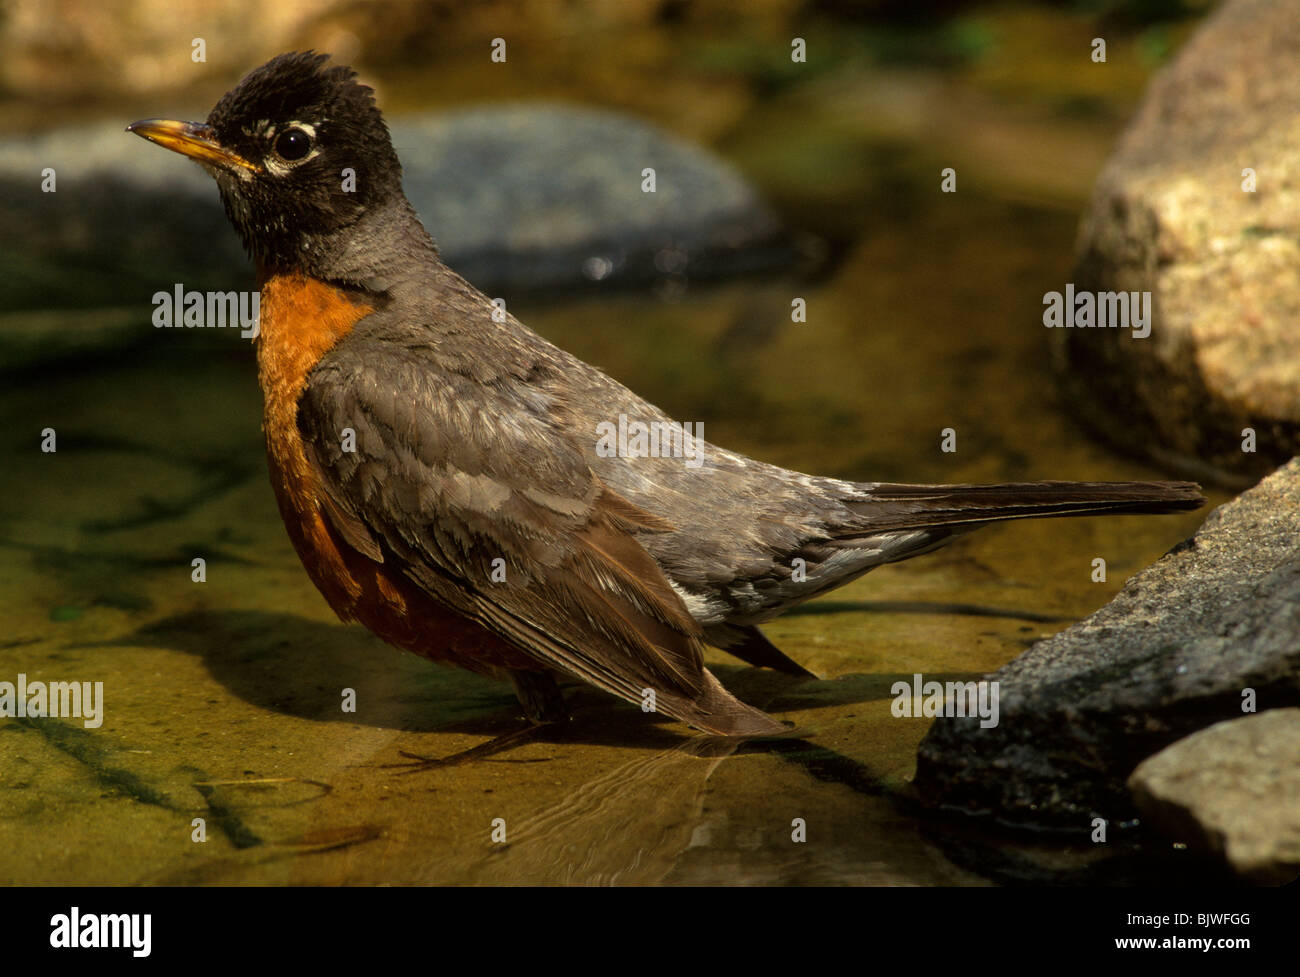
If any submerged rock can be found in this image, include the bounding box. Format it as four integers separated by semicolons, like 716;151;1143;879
1128;709;1300;886
914;458;1300;832
1059;0;1300;485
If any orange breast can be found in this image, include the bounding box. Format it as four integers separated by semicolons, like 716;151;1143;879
255;273;537;676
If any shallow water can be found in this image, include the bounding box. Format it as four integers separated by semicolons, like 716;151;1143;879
0;8;1218;883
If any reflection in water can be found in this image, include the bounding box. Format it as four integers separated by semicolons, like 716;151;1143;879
454;737;741;884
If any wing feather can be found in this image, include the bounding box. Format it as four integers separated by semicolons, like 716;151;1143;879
297;339;708;707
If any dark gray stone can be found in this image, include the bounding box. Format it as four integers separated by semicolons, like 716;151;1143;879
914;458;1300;832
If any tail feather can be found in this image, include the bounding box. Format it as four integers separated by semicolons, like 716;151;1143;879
655;669;791;737
847;480;1204;534
644;480;1203;735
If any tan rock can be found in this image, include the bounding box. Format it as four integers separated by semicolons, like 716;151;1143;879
1061;0;1300;485
1128;708;1300;885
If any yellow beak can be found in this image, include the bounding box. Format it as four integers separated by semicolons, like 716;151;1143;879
126;119;261;173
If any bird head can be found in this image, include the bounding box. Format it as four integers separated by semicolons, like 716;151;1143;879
128;51;406;276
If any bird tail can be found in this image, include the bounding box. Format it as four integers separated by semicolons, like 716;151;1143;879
846;479;1205;533
655;669;792;738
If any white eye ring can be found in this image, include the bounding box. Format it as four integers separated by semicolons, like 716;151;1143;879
266;121;319;173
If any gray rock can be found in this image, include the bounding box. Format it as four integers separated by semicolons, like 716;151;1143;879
1128;709;1300;885
1060;0;1300;485
0;104;788;330
392;105;788;291
0;123;255;321
914;458;1300;831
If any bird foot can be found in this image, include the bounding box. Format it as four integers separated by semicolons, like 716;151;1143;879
509;669;571;725
384;724;548;772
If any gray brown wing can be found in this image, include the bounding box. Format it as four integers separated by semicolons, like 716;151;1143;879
296;339;711;709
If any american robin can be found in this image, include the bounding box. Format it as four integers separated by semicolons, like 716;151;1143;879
128;52;1203;737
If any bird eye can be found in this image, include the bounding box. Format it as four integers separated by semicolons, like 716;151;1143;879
273;127;312;162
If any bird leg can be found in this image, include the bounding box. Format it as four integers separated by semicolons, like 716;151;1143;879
382;671;570;773
509;669;572;726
